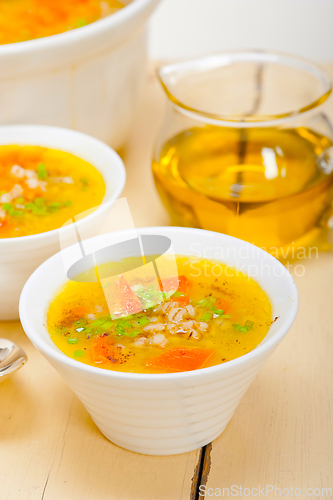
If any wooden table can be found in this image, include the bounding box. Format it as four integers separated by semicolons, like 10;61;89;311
1;66;333;500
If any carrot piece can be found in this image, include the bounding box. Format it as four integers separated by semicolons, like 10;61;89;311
23;187;44;201
216;298;232;314
146;347;215;373
71;306;86;317
115;275;142;315
159;275;191;304
92;336;118;364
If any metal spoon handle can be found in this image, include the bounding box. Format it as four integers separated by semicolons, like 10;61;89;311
0;338;27;379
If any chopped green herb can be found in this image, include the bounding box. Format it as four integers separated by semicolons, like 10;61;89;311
233;321;252;333
37;163;47;180
54;325;68;335
35;197;44;208
138;317;149;326
129;330;140;338
173;291;185;297
67;338;79;344
87;316;110;328
201;312;213;322
100;320;113;331
49;200;72;211
76;19;87;27
83;315;111;336
116;324;125;336
48;201;62;210
214;309;224;316
3;203;23;217
198;296;216;310
132;283;167;309
73;318;87;328
208;297;216;309
138;291;153;299
73;350;85;357
118;320;131;328
197;299;208;307
19;197;72;216
122;330;140;338
25;198;47;216
86;328;99;337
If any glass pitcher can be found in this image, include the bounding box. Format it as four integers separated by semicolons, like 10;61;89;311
153;51;333;259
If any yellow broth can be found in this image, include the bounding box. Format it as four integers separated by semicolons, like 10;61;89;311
0;0;124;45
0;145;105;238
47;256;273;374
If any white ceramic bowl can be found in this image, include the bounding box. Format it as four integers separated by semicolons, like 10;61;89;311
0;0;161;149
0;124;126;320
19;227;298;455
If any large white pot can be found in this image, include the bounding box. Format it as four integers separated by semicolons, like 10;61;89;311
0;125;126;320
0;0;161;149
19;227;298;455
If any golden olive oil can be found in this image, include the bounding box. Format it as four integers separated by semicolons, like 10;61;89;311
153;126;333;256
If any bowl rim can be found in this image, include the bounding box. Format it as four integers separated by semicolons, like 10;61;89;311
157;49;333;128
0;0;159;57
19;226;299;381
0;124;126;247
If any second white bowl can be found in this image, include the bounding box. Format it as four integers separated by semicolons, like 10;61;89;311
0;0;161;149
0;124;126;320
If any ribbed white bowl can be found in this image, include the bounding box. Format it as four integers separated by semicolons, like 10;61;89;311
0;125;125;320
0;0;161;149
19;227;298;455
